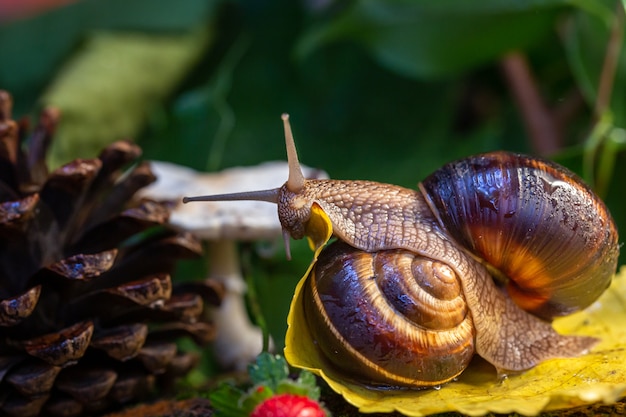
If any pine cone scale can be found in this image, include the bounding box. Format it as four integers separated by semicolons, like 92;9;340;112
46;250;117;281
162;293;204;323
0;91;222;416
1;393;49;417
107;372;155;404
43;397;84;417
0;194;38;226
90;323;148;361
105;273;172;307
80;162;157;234
20;321;94;367
0;285;41;326
56;368;118;403
6;359;61;397
41;159;102;233
151;321;217;346
0;117;19;190
95;141;143;184
137;341;178;374
24;108;58;186
69;201;170;256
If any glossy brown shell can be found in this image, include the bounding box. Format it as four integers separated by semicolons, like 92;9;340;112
303;240;475;387
420;151;620;320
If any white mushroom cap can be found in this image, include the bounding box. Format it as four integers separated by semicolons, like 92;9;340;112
139;160;327;370
139;161;327;240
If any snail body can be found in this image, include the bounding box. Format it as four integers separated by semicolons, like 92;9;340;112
184;115;619;387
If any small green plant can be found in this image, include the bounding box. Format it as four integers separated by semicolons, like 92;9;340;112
210;352;329;417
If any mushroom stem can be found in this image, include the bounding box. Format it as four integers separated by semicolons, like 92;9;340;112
208;240;241;279
208;240;270;370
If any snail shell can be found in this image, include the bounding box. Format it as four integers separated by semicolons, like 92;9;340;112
420;152;619;320
184;115;620;388
303;240;475;386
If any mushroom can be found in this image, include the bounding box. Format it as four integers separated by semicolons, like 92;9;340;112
139;160;327;370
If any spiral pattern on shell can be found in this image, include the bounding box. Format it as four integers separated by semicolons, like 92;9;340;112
303;240;475;386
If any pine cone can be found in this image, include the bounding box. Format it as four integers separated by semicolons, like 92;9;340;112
0;91;222;417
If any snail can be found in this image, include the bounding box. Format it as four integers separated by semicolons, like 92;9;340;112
183;114;619;388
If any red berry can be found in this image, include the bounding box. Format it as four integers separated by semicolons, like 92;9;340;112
250;393;326;417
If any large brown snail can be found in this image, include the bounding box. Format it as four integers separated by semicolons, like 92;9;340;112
183;114;619;388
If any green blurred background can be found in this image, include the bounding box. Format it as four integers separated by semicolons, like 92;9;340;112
1;0;624;379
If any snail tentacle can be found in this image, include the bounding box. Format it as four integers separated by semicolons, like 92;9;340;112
282;113;305;193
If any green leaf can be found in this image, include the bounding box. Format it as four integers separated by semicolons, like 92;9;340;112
295;371;322;400
297;0;569;79
271;370;322;400
240;385;274;413
248;352;290;390
209;383;248;417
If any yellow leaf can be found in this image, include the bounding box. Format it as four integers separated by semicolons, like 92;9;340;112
285;242;626;417
304;202;333;253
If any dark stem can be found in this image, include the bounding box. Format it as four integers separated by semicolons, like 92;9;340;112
594;2;625;118
500;51;562;156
